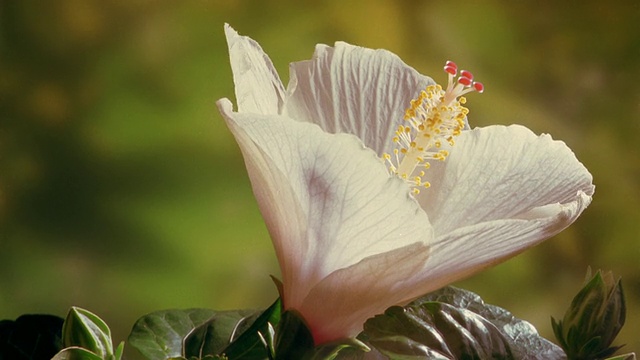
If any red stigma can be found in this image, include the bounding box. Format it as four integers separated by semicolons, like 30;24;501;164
459;70;474;81
457;76;473;86
444;61;458;75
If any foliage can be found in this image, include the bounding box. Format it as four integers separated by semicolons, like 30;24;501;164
363;287;564;360
552;270;629;360
1;274;633;359
0;314;63;359
53;307;124;360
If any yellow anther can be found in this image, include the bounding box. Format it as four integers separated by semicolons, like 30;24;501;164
381;64;479;195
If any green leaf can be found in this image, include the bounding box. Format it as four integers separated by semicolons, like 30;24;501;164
306;338;370;360
183;309;257;358
51;347;103;360
273;310;315;360
62;307;115;358
604;353;636;360
363;286;565;360
0;314;64;360
221;299;281;359
364;303;514;360
128;308;217;359
553;270;627;359
416;287;565;359
128;305;277;360
114;341;125;360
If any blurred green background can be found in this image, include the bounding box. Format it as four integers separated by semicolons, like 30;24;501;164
1;0;638;356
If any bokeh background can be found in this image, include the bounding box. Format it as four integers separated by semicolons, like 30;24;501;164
1;0;639;357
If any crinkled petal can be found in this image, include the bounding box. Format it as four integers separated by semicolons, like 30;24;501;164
224;24;285;114
410;190;592;294
417;124;594;236
299;242;430;344
283;42;434;156
217;98;433;309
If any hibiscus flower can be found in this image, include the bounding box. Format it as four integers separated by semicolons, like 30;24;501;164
216;24;594;345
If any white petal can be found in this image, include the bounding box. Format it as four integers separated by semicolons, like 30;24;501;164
224;24;285;114
283;42;435;156
217;98;434;308
218;99;307;306
410;190;592;294
298;242;431;344
417;125;594;236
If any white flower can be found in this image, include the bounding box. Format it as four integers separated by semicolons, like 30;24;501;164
216;24;594;345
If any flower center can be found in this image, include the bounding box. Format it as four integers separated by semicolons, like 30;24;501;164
383;61;484;195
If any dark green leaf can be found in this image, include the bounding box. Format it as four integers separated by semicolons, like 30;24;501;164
307;338;370;360
604;353;636;360
0;314;64;360
51;347;103;360
183;309;256;358
221;298;282;359
364;302;514;360
273;310;315;360
416;286;565;359
62;307;114;358
129;306;273;360
167;356;228;360
553;270;627;359
128;308;218;359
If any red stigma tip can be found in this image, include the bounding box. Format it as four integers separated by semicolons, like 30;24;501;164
445;60;457;70
459;70;474;81
473;82;484;93
444;65;457;75
457;76;472;86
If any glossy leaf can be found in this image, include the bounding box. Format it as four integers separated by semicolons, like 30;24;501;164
604;353;636;360
416;287;565;359
62;307;114;358
51;347;103;360
363;286;565;360
364;302;514;360
0;314;64;360
306;338;370;360
129;305;279;360
220;298;282;359
552;270;626;359
129;308;218;359
183;309;257;358
273;310;315;359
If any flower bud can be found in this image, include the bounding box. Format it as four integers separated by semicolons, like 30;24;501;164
552;269;626;359
61;306;114;358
